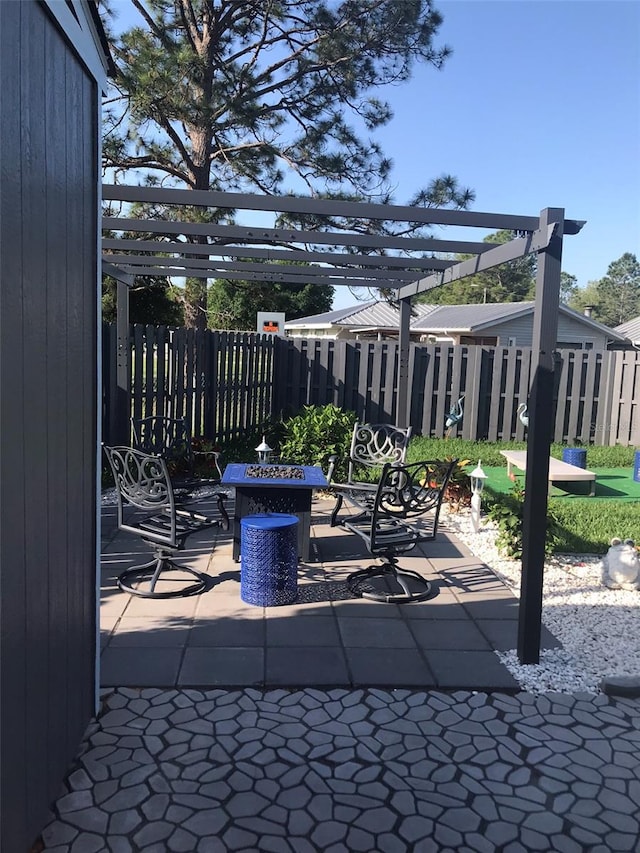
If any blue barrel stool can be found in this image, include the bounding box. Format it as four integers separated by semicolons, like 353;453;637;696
240;513;299;606
634;450;640;483
562;447;587;469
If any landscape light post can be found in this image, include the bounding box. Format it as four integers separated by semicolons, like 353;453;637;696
469;461;487;533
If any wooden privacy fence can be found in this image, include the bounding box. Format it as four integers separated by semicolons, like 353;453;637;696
103;324;276;446
102;325;640;447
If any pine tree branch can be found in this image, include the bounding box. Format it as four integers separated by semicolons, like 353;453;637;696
131;0;172;49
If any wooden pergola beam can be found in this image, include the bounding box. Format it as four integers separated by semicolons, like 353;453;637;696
110;265;402;288
103;254;423;282
397;224;557;300
101;237;458;271
103;216;501;253
103;183;585;234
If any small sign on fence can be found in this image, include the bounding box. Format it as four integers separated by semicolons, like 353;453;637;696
257;311;286;336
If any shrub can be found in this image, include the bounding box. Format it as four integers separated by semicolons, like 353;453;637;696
487;482;561;560
278;404;357;478
442;456;472;511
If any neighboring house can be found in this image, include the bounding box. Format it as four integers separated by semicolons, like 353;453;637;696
285;300;627;350
614;316;640;349
284;300;436;341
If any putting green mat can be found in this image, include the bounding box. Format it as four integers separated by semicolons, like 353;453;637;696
477;466;640;501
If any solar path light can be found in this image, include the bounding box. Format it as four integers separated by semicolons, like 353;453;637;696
255;436;274;464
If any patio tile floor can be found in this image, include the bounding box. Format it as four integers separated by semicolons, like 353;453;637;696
99;496;560;693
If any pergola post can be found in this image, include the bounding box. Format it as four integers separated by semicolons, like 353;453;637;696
102;262;133;445
518;208;565;663
397;297;412;429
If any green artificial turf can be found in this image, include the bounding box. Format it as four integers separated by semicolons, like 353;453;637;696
480;465;640;501
474;464;640;554
477;465;640;501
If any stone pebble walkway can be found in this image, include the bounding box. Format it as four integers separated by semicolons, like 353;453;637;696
41;686;640;852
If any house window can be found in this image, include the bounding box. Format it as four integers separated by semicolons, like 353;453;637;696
507;336;517;347
459;335;497;346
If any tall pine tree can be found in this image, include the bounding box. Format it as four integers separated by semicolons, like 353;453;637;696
102;0;473;327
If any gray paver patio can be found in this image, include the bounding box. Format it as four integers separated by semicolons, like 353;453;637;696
35;494;640;851
99;496;559;691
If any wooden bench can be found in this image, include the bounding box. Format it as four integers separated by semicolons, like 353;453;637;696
500;450;596;496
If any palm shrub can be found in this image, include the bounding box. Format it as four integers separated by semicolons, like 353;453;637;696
278;404;357;479
441;456;472;511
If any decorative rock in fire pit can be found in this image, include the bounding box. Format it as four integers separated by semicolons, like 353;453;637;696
245;464;305;480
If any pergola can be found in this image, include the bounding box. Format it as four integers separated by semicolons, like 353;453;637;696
102;183;585;663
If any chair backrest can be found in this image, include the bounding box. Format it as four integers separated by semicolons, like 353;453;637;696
347;422;412;481
103;445;178;548
131;416;195;476
368;458;457;553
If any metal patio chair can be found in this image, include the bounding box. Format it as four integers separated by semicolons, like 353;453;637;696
104;445;224;598
326;422;412;527
340;458;457;603
131;415;229;529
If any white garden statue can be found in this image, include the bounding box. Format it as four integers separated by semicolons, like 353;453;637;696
600;538;640;590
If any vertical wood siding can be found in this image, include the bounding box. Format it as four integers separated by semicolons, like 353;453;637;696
104;328;640;447
0;3;97;848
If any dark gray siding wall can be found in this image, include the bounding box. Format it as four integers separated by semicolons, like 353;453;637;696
0;2;98;848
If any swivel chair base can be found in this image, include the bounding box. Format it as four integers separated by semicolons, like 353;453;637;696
117;551;207;599
346;561;432;603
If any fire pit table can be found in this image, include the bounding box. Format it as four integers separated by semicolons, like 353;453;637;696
221;463;328;561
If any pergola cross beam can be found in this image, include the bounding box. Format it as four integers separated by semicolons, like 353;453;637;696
103;183;585;234
397;224;557;300
102;237;458;271
105;254;425;282
103;216;501;254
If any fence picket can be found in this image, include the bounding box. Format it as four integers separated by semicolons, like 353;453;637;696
103;325;639;448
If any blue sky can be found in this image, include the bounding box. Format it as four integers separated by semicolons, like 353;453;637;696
334;0;639;309
107;1;639;311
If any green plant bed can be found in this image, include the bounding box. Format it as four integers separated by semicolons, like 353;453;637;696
483;477;640;556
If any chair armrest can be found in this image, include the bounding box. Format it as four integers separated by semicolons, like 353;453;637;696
326;454;339;484
330;481;378;495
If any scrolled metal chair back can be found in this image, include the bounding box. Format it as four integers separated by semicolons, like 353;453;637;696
105;446;173;512
349;423;412;473
374;459;457;523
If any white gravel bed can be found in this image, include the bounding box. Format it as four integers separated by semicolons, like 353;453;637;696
443;506;640;695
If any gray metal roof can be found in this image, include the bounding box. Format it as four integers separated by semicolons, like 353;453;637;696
286;299;628;340
286;301;381;327
285;300;438;329
410;302;532;331
337;301;436;329
615;316;640;341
